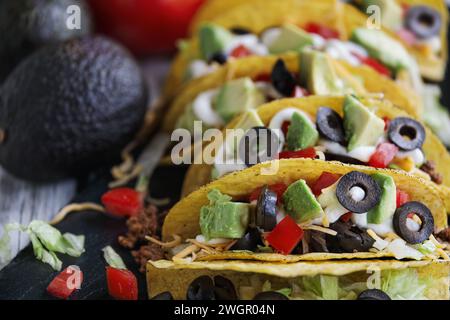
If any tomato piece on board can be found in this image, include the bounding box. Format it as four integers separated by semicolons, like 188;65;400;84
311;172;341;196
106;267;138;300
47;266;83;300
101;188;143;217
266;216;304;254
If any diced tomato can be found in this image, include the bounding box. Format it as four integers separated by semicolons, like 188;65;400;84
304;22;339;39
291;86;309;98
266;216;304;254
47;266;83;300
382;116;391;131
281;121;291;136
396;28;417;46
249;183;288;204
352;52;392;77
254;73;271;82
340;212;353;223
230;45;252;58
311;172;341;196
106;267;138;300
368;143;399;168
278;148;317;160
396;189;410;208
101;188;143;217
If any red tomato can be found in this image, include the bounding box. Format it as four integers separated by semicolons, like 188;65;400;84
254;73;271;82
101;188;143;217
304;22;339;39
230;45;252;58
47;266;83;300
88;0;205;55
281;121;290;136
249;183;288;204
311;172;341;196
266;216;304;254
106;267;138;300
368;143;399;168
278;148;317;160
382;117;391;131
396;189;410;208
352;52;392;77
340;212;353;223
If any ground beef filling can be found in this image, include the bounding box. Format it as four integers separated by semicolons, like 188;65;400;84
420;160;443;184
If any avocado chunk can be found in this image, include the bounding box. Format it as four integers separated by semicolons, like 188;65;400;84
283;180;324;223
286;112;319;150
367;173;396;224
362;0;403;31
351;28;411;72
0;36;147;182
343;95;385;151
199;24;234;60
268;24;314;54
214;77;266;123
299;49;345;95
0;0;92;82
200;189;250;240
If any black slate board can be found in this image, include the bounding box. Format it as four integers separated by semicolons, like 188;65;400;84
0;165;188;300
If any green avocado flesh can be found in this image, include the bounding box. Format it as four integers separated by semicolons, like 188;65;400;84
367;173;396;224
283;179;323;223
268;24;314;54
300;49;345;95
351;28;411;72
199;24;234;60
215;77;266;123
343;95;384;151
200;189;250;240
286;112;319;150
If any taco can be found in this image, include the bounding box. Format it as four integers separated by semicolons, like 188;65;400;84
147;259;450;300
181;95;450;197
163;53;419;135
159;158;449;264
348;0;448;81
164;0;428;101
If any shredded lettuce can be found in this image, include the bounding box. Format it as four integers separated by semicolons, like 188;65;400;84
102;246;127;270
0;220;85;271
381;269;429;300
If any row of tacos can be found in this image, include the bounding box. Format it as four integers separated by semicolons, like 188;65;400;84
145;0;450;300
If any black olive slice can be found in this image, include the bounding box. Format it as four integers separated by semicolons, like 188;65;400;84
393;201;434;244
256;185;277;231
213;275;238;300
230;227;262;251
187;276;215;300
209;52;227;65
357;289;391;300
336;172;381;213
230;27;251;35
387;117;425;151
253;291;289;300
324;152;364;165
316;107;346;144
150;291;173;300
271;59;297;96
327;221;375;253
238;126;279;167
405;6;441;39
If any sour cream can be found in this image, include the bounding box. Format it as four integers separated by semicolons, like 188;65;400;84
318;139;376;162
188;60;218;79
227;34;268;56
192;89;224;127
260;27;282;48
195;235;230;245
396;148;425;166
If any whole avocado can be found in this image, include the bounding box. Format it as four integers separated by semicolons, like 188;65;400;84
0;36;148;182
0;0;92;81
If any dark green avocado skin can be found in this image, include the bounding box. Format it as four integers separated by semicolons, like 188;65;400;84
0;36;148;182
0;0;92;82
